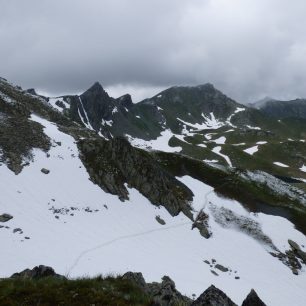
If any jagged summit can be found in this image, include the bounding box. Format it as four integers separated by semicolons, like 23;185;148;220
82;81;109;99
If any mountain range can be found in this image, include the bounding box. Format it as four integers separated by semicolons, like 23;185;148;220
1;76;306;305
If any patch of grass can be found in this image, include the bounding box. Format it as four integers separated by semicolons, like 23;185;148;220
0;275;153;306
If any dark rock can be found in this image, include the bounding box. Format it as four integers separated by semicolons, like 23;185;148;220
215;264;229;272
78;137;194;219
211;270;219;276
122;271;147;290
155;215;166;225
235;276;240;280
41;168;50;174
204;260;210;265
122;272;191;306
288;239;306;263
191;285;237;306
13;228;22;233
11;265;65;279
242;289;266;306
0;213;13;222
147;276;192;306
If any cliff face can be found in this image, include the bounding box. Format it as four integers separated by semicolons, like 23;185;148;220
78;137;194;218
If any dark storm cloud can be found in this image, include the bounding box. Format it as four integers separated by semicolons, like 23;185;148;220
1;0;306;102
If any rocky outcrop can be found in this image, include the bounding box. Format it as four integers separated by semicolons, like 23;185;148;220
122;272;192;306
241;289;266;306
11;265;65;280
78;137;194;218
191;285;237;306
288;239;306;263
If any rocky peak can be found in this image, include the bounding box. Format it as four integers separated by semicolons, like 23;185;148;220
191;285;237;306
117;94;133;108
241;289;266;306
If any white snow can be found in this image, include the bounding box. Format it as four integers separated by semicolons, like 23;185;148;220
246;125;261;130
135;115;141;119
101;119;113;127
197;144;207;148
256;141;268;145
157;106;163;111
212;136;226;145
226;107;245;127
203;159;219;163
48;97;69;112
243;145;259;155
1;115;306;306
126;130;182;153
232;143;246;146
112;106;118;114
212;146;232;167
78;97;94;130
300;165;306;173
273;162;289;168
177;112;224;131
157;95;162;98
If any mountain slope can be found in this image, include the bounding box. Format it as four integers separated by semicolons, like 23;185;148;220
1;77;306;306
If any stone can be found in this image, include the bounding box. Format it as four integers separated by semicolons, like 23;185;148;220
0;213;13;222
242;289;267;306
210;270;219;276
13;228;22;233
204;260;210;265
155;215;166;225
215;264;229;272
41;168;50;174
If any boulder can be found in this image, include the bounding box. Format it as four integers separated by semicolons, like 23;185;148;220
0;213;13;222
215;264;229;272
41;168;50;174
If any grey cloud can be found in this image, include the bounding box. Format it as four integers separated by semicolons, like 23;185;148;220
1;0;306;103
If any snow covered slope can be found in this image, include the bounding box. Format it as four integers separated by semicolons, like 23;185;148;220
1;115;306;306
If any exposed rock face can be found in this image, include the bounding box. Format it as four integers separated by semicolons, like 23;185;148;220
122;272;192;306
11;265;65;279
191;285;237;306
78;137;194;218
241;289;266;306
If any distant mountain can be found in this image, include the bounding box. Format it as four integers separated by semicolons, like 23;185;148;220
249;96;275;109
259;98;306;119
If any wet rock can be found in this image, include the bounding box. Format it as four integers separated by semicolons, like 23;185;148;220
155;215;166;225
41;168;50;174
191;285;237;306
242;289;266;306
0;213;13;222
11;265;65;279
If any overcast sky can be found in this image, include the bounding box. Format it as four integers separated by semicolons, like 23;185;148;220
1;0;306;103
